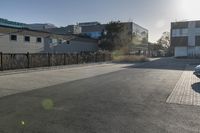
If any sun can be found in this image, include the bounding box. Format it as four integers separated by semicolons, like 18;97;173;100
178;0;200;19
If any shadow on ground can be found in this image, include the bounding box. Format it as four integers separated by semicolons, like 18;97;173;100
120;57;200;71
192;82;200;93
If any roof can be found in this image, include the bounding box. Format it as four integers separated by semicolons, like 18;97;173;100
171;20;200;23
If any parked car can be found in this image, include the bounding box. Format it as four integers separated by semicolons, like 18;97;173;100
194;65;200;78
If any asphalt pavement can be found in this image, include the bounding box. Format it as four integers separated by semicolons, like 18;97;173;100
0;58;200;133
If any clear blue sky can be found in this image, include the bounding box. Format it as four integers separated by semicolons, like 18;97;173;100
0;0;199;42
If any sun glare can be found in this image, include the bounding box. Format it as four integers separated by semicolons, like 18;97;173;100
179;0;200;20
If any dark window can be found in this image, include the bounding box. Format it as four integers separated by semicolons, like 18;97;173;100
196;21;200;27
195;36;200;46
24;36;30;42
10;35;17;41
171;22;188;29
171;37;188;47
36;37;42;43
67;41;70;44
58;39;62;44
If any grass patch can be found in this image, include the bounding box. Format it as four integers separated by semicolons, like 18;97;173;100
112;55;149;63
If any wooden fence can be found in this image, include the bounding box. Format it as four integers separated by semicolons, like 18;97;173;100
0;52;112;71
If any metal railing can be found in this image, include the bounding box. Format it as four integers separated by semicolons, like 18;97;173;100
0;52;112;71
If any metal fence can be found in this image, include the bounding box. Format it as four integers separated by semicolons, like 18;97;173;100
0;52;112;71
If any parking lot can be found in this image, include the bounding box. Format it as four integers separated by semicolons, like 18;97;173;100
0;58;200;133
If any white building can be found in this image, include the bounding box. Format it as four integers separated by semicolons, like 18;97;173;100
0;24;98;53
171;20;200;57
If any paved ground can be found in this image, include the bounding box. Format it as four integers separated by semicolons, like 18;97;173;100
0;58;200;133
0;63;133;98
167;65;200;106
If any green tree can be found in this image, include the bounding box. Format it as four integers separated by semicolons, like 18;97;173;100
99;21;124;51
157;32;170;49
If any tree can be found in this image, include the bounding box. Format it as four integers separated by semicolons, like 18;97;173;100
154;31;171;56
157;32;170;49
99;21;124;51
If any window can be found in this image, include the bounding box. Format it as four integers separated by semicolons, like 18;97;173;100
10;35;17;41
58;39;62;44
36;37;42;43
172;29;188;37
24;36;30;42
171;37;188;47
196;21;200;28
171;22;188;29
67;41;70;44
195;36;200;46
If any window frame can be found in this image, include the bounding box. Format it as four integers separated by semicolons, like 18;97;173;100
36;37;42;43
24;36;30;42
10;34;17;41
67;40;70;44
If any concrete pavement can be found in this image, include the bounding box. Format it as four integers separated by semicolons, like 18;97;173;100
0;58;200;132
0;63;134;98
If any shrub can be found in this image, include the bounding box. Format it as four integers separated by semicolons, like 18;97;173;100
112;55;149;63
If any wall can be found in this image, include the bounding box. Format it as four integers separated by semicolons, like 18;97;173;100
0;33;44;53
175;47;187;57
171;21;200;57
47;40;98;53
0;31;98;53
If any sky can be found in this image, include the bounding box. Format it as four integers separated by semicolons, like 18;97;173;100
0;0;200;42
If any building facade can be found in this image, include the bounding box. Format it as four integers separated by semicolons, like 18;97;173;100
79;22;105;39
0;25;98;53
78;21;148;44
27;23;57;30
0;18;27;28
117;22;148;53
171;20;200;57
46;25;82;35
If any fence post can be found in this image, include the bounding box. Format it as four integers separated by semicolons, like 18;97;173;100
103;53;106;62
95;52;97;62
68;54;70;65
64;53;66;65
77;53;79;64
0;52;3;71
48;53;50;66
27;52;30;68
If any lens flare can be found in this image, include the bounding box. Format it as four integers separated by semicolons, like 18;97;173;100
42;98;54;110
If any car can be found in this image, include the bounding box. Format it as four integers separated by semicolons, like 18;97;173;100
194;65;200;78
